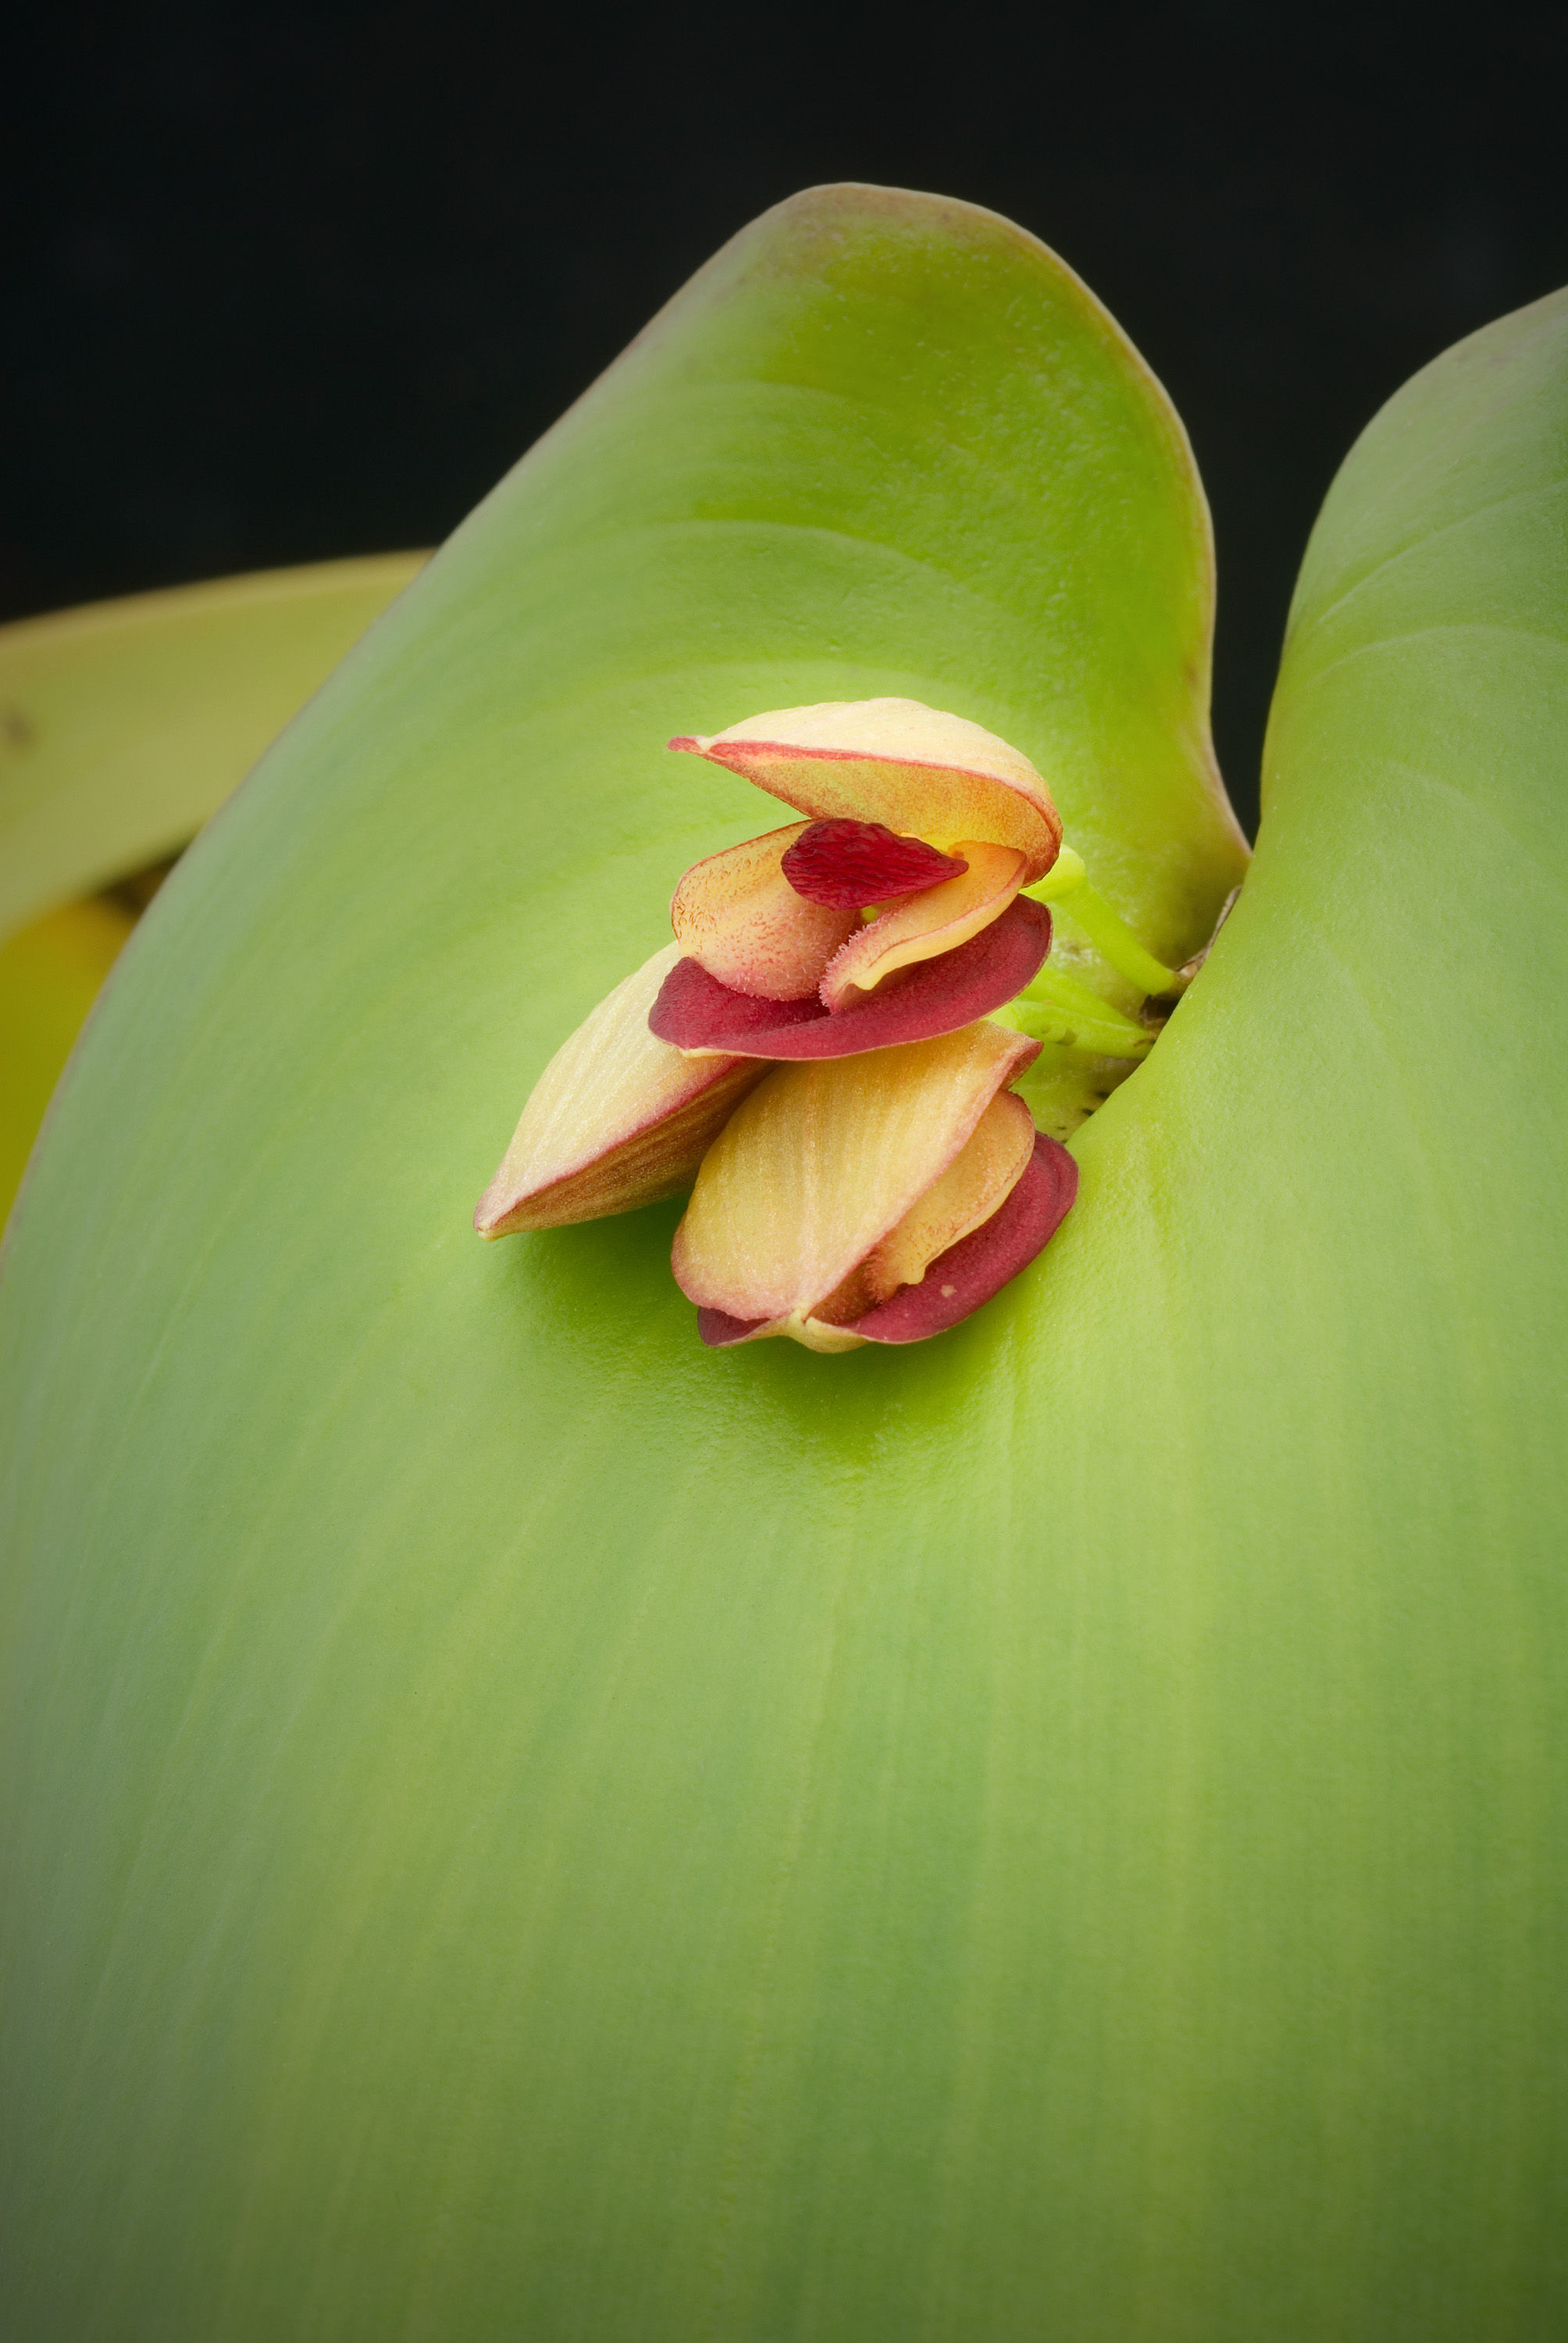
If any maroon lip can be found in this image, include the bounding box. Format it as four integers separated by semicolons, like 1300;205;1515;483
695;1131;1078;1350
780;818;968;908
650;898;1051;1060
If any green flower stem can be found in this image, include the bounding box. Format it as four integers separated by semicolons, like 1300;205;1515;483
1019;963;1145;1022
1024;847;1182;997
992;979;1155;1061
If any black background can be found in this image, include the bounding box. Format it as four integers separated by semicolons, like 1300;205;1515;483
6;2;1566;834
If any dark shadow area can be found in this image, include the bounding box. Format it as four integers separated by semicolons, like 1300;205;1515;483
5;2;1564;836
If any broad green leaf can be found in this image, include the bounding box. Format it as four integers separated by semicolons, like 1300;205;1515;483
2;184;1562;2343
0;552;426;940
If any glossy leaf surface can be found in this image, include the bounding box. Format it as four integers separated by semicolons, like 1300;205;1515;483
5;189;1562;2343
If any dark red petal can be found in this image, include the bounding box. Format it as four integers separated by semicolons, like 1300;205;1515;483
780;818;968;908
651;975;825;1050
851;1132;1078;1344
649;898;1051;1060
697;1307;772;1346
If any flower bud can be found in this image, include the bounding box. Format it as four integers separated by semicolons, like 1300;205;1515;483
671;1021;1076;1349
476;947;762;1236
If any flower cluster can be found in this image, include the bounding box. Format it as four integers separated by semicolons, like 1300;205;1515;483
475;698;1086;1350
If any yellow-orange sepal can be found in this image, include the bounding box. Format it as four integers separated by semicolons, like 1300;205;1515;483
476;947;764;1236
669;1020;1042;1348
671;697;1062;883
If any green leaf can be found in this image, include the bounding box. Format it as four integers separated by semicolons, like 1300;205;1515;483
0;553;426;940
2;187;1561;2342
0;555;427;1235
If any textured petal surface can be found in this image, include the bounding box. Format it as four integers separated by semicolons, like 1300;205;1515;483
819;841;1027;1007
853;1129;1079;1343
780;819;967;907
669;824;857;998
673;696;1063;879
475;946;762;1233
650;898;1051;1057
671;1022;1037;1322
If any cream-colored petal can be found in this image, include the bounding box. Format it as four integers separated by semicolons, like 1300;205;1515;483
818;842;1026;1010
476;945;763;1236
859;1089;1036;1300
670;1020;1038;1322
672;698;1061;881
670;823;858;1000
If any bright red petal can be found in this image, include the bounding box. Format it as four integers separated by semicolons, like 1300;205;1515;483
649;899;1051;1059
780;819;968;907
850;1132;1078;1343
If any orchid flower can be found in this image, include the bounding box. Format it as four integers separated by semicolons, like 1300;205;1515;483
671;1023;1078;1351
474;698;1149;1345
651;699;1063;1057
